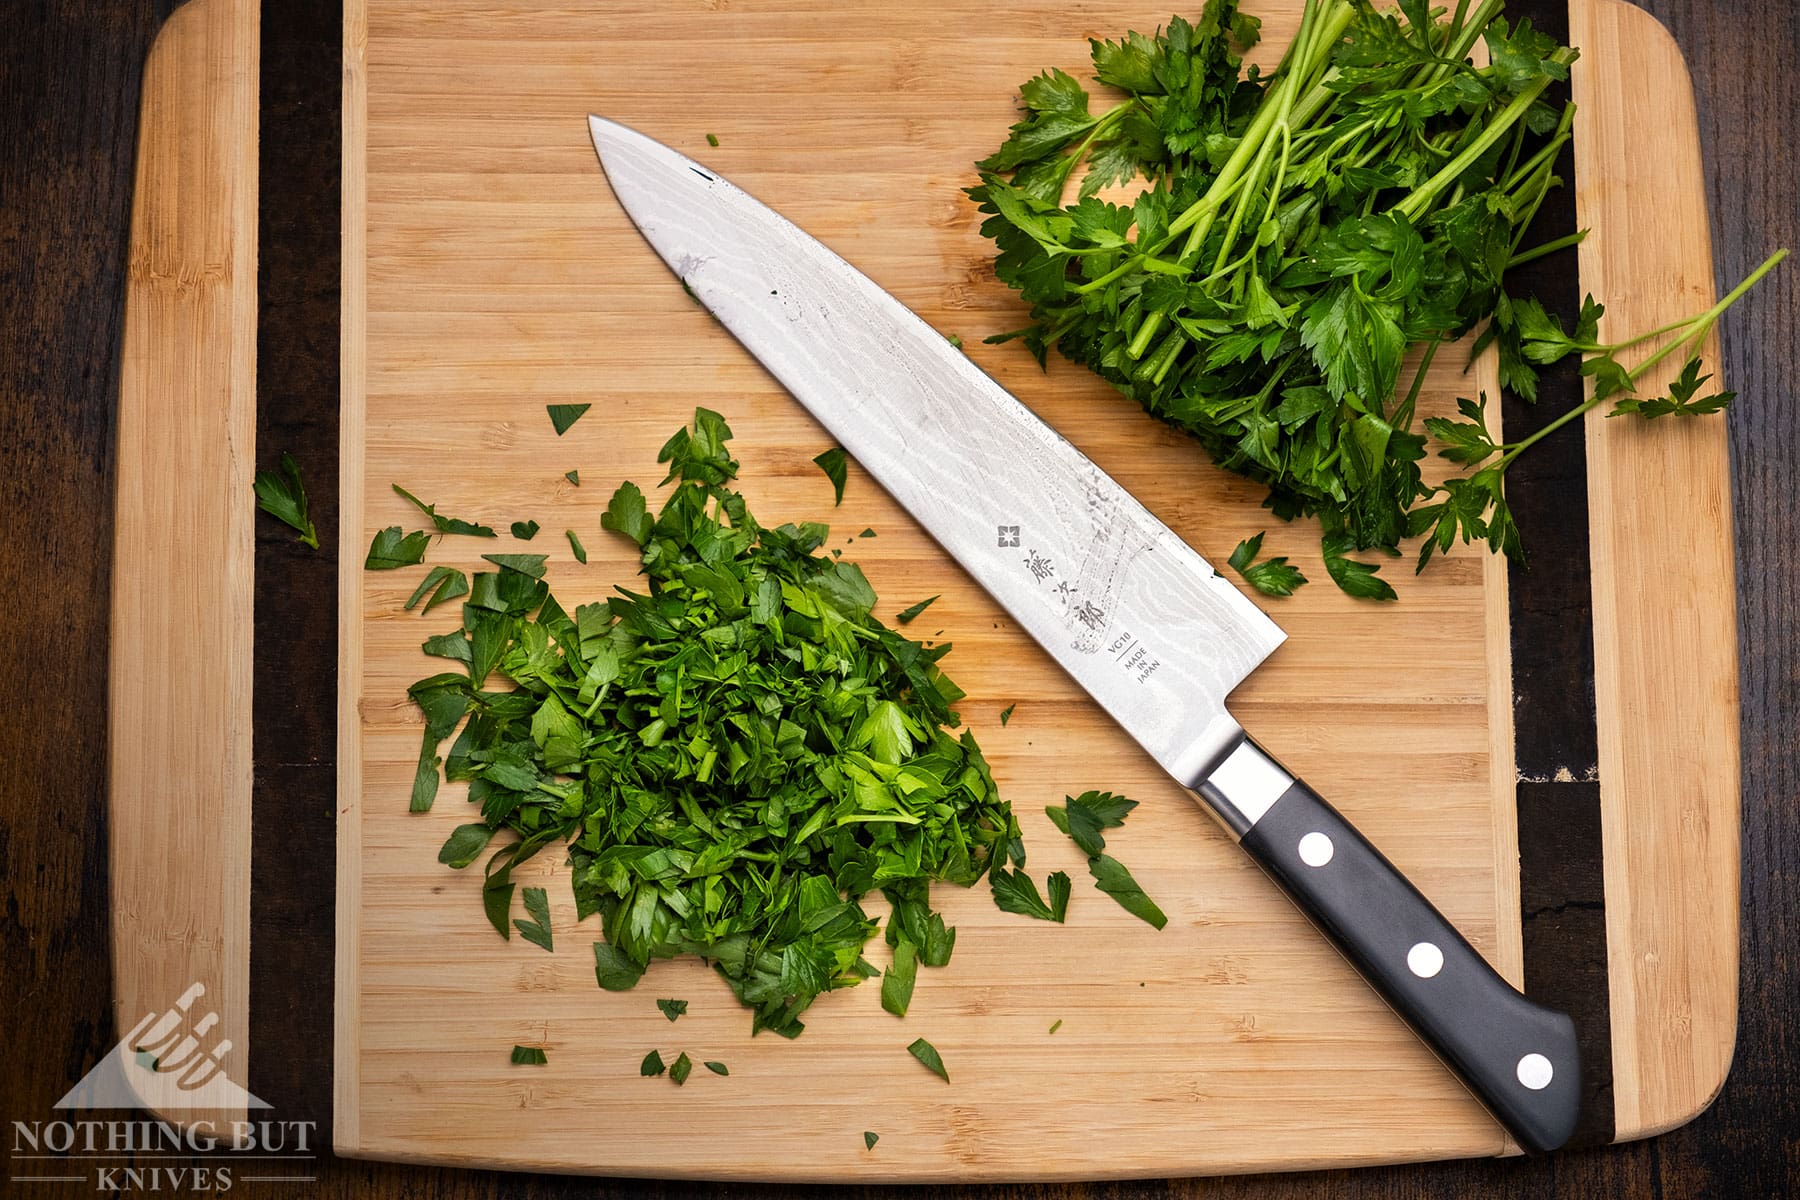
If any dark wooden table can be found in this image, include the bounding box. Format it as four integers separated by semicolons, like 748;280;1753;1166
3;2;1794;1196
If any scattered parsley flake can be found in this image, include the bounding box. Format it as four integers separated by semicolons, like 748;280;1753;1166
253;453;318;548
812;447;848;505
547;404;591;435
907;1037;949;1082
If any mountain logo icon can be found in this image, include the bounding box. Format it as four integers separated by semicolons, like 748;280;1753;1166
54;983;269;1111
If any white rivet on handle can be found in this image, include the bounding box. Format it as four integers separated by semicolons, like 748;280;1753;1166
1407;942;1444;978
1297;831;1334;867
1517;1053;1554;1090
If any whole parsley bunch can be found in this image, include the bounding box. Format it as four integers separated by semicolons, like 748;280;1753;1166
411;409;1020;1037
972;0;1781;595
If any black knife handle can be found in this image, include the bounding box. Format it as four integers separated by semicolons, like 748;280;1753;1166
1199;737;1581;1154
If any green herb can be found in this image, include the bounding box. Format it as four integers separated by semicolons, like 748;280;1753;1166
657;998;688;1022
512;520;540;540
1322;532;1397;601
972;1;1782;594
437;823;494;868
510;1045;548;1065
1045;791;1138;857
670;1052;693;1085
566;529;587;564
406;566;469;614
135;1050;159;1071
547;403;591;435
811;447;849;505
907;1037;949;1082
704;1060;728;1076
859;528;876;538
881;939;918;1017
514;886;554;951
990;867;1069;923
407;674;471;812
864;1131;880;1150
706;133;720;147
565;470;581;486
480;552;548;578
1088;854;1167;930
594;943;644;991
946;333;964;349
413;409;1020;1037
600;481;653;544
1227;533;1307;597
895;595;938;624
1411;258;1785;568
640;1049;666;1077
393;484;497;538
253;453;319;548
1048;1019;1062;1034
999;703;1016;727
365;526;430;570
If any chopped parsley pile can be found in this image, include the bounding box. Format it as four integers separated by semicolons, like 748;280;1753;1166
405;409;1031;1037
971;0;1783;597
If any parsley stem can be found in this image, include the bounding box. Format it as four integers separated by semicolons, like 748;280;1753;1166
1394;49;1576;223
1506;231;1587;270
1496;249;1788;468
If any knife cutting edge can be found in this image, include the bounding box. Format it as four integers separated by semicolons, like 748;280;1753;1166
585;115;1582;1155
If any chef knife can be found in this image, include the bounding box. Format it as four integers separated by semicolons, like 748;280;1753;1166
587;116;1582;1155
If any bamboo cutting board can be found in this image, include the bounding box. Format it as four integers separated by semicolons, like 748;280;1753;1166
326;0;1739;1179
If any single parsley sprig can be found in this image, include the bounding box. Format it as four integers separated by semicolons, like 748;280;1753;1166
253;452;319;548
1414;249;1788;569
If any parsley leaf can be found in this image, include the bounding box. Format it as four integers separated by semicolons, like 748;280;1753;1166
812;447;848;505
511;520;540;540
1087;854;1168;929
657;998;688;1022
990;867;1066;922
1609;356;1736;419
510;1045;547;1065
600;481;653;545
480;552;547;578
365;526;429;570
565;470;580;486
999;703;1016;726
881;939;919;1016
566;529;587;564
670;1052;693;1085
863;1131;880;1150
907;1037;949;1082
895;595;939;624
594;942;645;991
513;886;553;951
405;566;469;614
393;484;496;538
704;1060;728;1076
546;403;591;435
1321;532;1398;602
252;452;318;548
1227;533;1308;597
640;1049;665;1077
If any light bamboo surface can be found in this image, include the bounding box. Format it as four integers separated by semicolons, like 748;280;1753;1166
110;0;258;1132
1571;0;1742;1141
331;0;1732;1178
